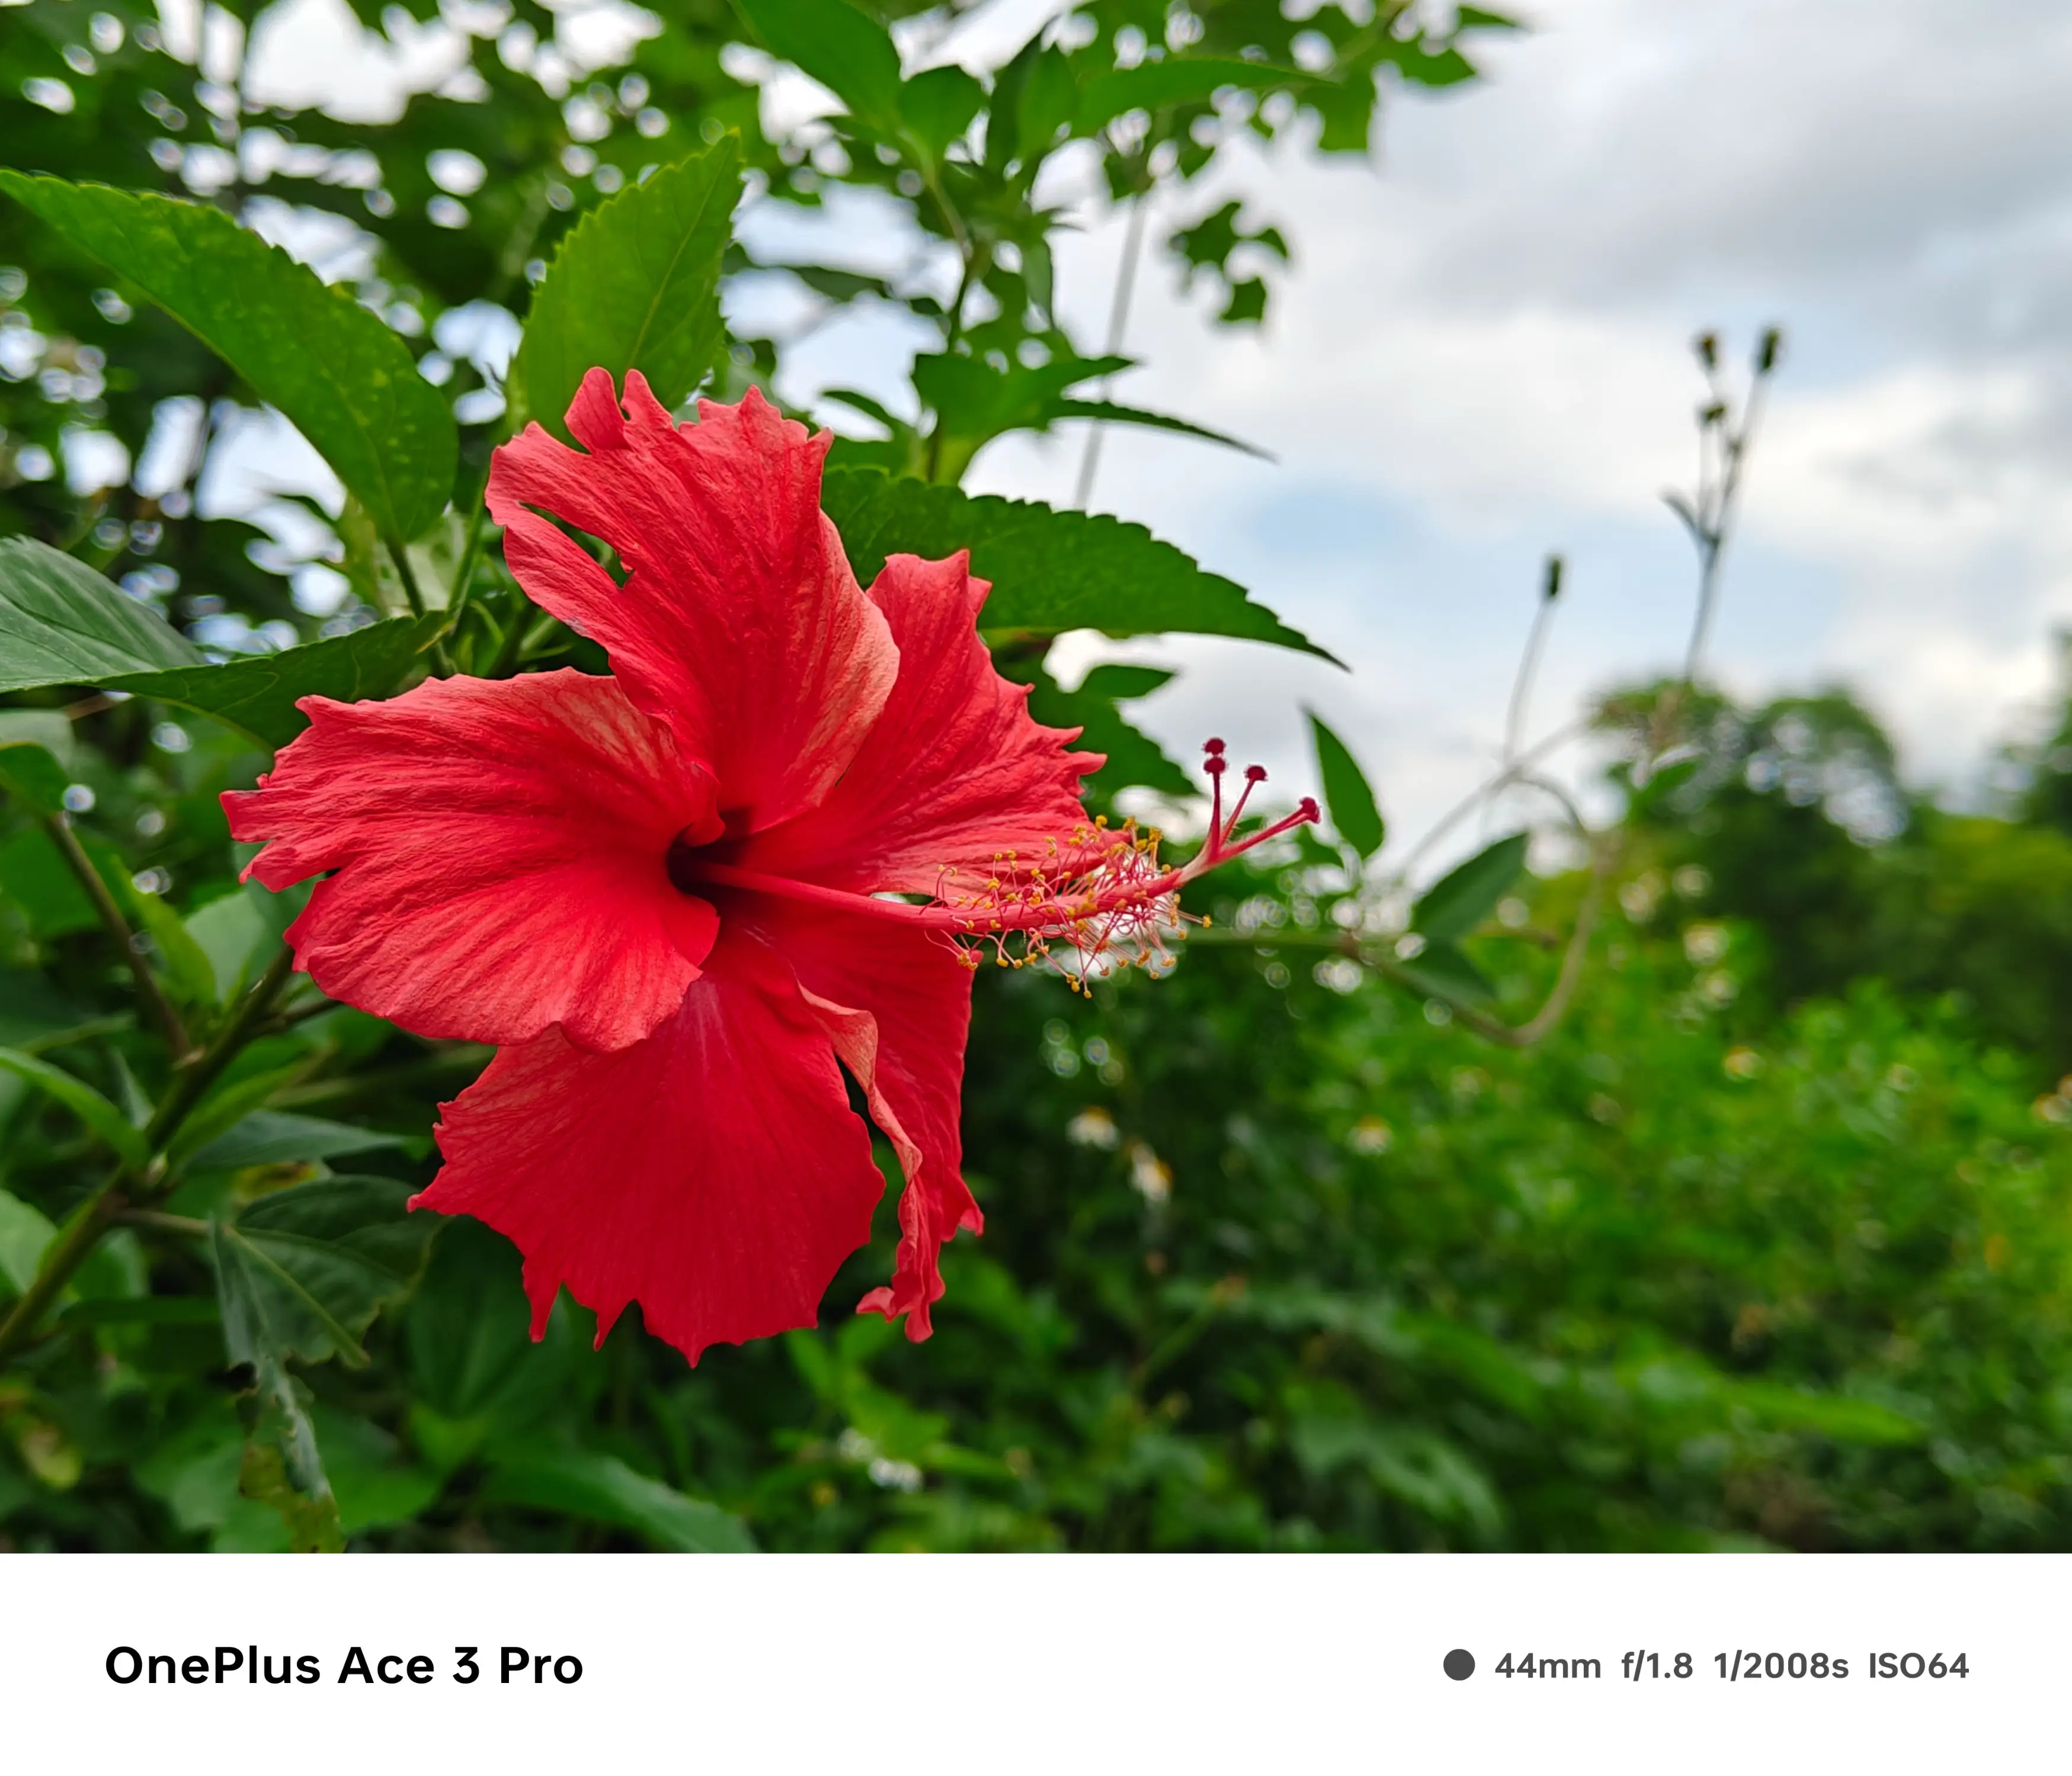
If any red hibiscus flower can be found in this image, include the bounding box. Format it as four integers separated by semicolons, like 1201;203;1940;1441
224;370;1315;1364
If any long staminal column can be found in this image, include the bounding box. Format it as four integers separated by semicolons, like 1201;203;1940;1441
683;742;1319;979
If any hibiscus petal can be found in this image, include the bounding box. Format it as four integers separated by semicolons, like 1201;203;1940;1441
736;895;982;1341
412;927;888;1365
488;373;898;832
223;669;720;1053
734;552;1101;895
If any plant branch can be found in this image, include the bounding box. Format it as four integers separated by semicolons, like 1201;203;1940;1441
384;535;428;619
1383;719;1588;893
1680;332;1780;687
117;1208;209;1239
1504;554;1563;769
1074;189;1152;511
40;812;193;1063
142;944;298;1161
923;248;984;484
1371;835;1615;1048
386;537;459;676
444;496;492;631
0;1164;127;1364
0;944;297;1367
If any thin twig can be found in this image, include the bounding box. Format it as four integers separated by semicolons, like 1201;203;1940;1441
386;537;458;677
117;1208;209;1239
1371;834;1616;1047
0;944;297;1367
1382;719;1589;893
383;536;428;619
444;496;492;632
0;1163;127;1364
1681;342;1778;687
1504;554;1563;768
39;813;193;1062
1074;190;1152;511
923;249;983;484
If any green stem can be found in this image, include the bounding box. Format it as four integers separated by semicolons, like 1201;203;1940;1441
386;537;457;676
488;606;561;679
923;249;983;484
444;496;491;630
117;1208;210;1239
1074;187;1151;511
143;944;298;1157
0;944;297;1367
1372;839;1613;1049
0;1165;126;1364
384;536;428;618
40;812;193;1063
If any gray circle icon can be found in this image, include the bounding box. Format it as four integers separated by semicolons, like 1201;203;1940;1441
1444;1649;1475;1681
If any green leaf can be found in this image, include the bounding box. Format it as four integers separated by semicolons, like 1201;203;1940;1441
1219;277;1269;326
105;615;447;749
0;710;76;774
1411;832;1529;944
0;968;100;1051
308;1402;443;1534
1;1192;142;1308
0;1047;148;1165
912;351;1262;485
210;1176;435;1547
0;536;204;692
899;64;985;164
402;1221;593;1458
821;469;1334;659
208;1169;439;1541
988;40;1078;173
0;826;98;938
0;734;69;817
123;882;217;1008
1716;1379;1922;1445
213;1175;439;1370
0;711;79;824
1391;941;1497;1006
1077;58;1312;136
188;1110;406;1172
1388;40;1478;88
733;0;903;132
235;1386;344;1553
481;1448;755;1552
1306;710;1385;858
513;142;743;444
184;891;273;1004
1017;663;1193;802
0;1188;59;1299
1050;397;1267;456
1170;201;1291;285
0;174;455;540
1078;663;1178;702
0;543;440;744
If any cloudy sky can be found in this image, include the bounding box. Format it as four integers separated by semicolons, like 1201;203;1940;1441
930;0;2072;851
241;0;2072;858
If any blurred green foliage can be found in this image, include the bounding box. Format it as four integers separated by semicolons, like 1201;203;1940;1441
10;677;2072;1551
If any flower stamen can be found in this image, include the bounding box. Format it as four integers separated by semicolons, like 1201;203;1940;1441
678;739;1318;988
